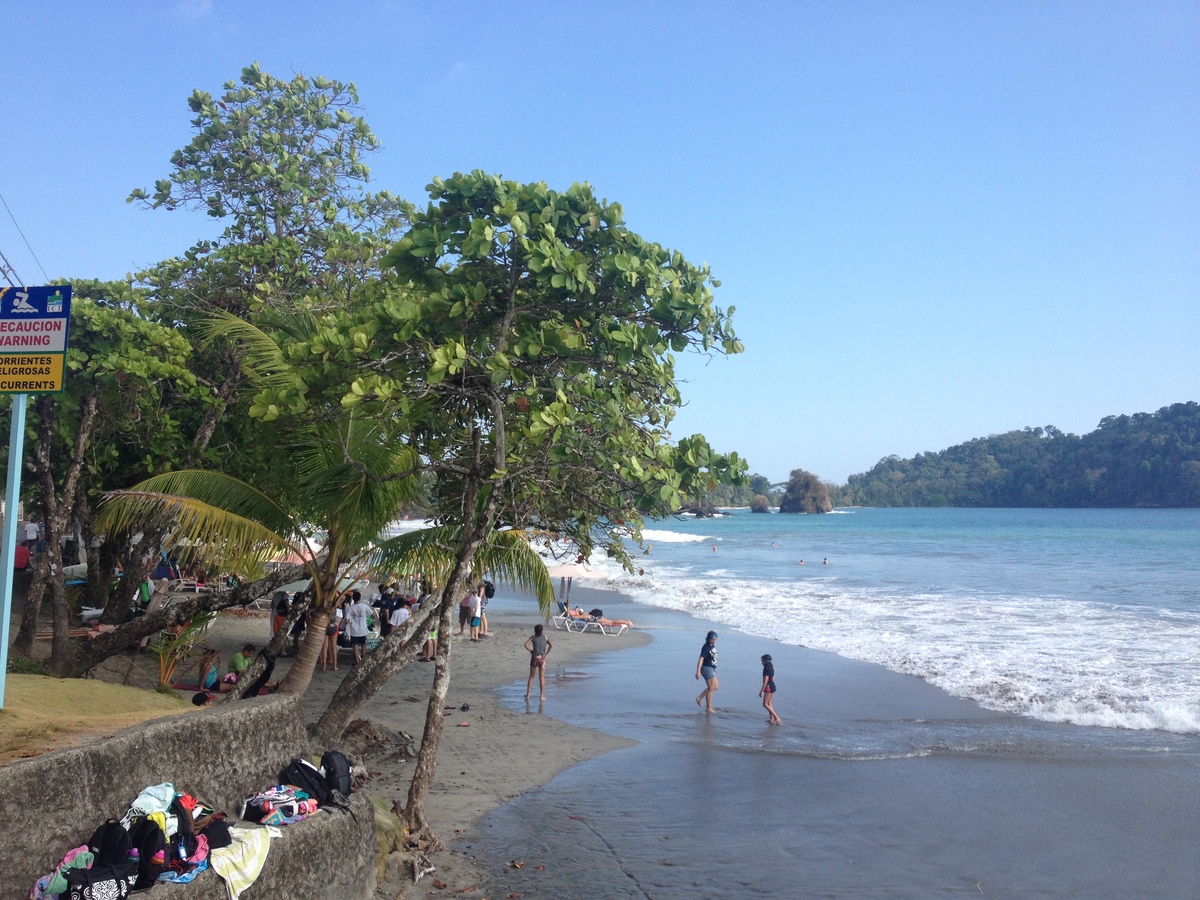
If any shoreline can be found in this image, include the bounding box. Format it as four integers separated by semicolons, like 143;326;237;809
12;571;1199;896
441;584;1200;898
283;597;650;896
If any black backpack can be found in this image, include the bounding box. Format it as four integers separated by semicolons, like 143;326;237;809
64;820;137;899
127;817;166;890
280;757;332;806
483;580;495;599
321;750;353;797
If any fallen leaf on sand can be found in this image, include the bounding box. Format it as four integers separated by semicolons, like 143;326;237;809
432;880;448;890
455;886;477;894
534;865;545;871
505;860;524;869
567;815;583;821
507;894;523;898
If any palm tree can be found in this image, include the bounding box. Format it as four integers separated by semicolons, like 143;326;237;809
312;523;555;741
98;411;419;697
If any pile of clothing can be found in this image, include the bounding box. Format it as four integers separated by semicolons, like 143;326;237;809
30;750;355;900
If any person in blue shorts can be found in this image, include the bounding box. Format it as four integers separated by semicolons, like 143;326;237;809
695;631;719;713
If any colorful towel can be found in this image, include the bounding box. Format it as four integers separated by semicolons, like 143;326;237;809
208;824;276;900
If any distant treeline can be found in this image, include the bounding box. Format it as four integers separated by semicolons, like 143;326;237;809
840;402;1200;508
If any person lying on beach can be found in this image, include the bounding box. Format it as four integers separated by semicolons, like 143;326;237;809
568;606;634;628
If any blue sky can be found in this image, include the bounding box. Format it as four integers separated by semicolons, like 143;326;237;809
2;2;1196;483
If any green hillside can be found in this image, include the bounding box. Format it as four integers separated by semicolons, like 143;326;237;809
841;402;1200;508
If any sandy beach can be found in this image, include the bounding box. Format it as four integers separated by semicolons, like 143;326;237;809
186;594;647;898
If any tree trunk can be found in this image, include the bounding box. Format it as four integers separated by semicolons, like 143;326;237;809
43;567;304;678
104;523;170;626
47;542;73;668
273;606;329;696
402;595;457;846
190;359;242;453
310;602;437;745
270;562;345;696
14;551;47;656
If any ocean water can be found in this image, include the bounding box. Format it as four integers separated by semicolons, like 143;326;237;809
565;507;1200;734
461;509;1200;897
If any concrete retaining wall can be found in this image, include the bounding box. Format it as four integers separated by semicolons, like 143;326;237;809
0;693;377;899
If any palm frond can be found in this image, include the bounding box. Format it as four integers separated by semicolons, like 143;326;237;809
295;416;420;549
100;470;304;575
369;526;556;614
368;526;459;584
474;530;556;614
193;310;302;394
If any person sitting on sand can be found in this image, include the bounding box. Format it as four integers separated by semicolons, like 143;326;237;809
568;606;634;628
199;649;233;693
228;644;256;679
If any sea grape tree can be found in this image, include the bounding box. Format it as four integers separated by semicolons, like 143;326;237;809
275;171;745;839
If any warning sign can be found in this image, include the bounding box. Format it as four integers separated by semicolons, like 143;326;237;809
0;286;72;393
0;355;65;392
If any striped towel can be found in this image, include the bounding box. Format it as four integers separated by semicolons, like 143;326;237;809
208;824;278;900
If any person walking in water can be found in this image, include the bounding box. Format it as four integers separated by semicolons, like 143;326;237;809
524;623;552;700
760;653;783;724
695;631;719;713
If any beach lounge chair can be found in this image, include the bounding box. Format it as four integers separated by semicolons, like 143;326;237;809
576;619;629;637
558;605;631;636
551;601;573;630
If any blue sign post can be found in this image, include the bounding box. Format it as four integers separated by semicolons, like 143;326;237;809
0;285;72;708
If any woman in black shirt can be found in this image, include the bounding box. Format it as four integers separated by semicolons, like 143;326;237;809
760;653;782;725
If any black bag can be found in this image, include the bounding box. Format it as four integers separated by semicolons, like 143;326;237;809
281;757;332;806
204;818;233;850
65;820;137;899
321;750;353;797
483;580;495;599
64;865;135;900
127;817;167;890
88;820;132;866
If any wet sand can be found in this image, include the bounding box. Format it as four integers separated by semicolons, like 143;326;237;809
448;587;1200;899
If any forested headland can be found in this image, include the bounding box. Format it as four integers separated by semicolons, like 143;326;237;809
839;402;1200;508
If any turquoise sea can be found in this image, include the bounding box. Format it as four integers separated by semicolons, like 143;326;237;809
464;508;1200;897
577;507;1200;734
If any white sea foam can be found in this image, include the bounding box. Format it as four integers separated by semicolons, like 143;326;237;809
640;528;708;543
590;568;1200;734
381;518;436;537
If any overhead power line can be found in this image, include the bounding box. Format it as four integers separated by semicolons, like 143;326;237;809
0;247;22;287
0;192;49;282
